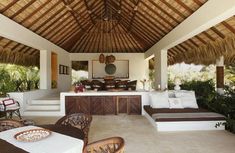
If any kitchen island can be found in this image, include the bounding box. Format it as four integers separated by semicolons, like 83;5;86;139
60;91;150;115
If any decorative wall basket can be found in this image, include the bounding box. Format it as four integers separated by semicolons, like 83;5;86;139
99;53;105;63
105;64;116;75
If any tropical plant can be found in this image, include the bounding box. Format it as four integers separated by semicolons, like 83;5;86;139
0;64;39;96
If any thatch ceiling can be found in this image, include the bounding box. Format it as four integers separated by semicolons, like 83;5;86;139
0;0;234;66
0;36;39;66
168;15;235;66
0;0;206;53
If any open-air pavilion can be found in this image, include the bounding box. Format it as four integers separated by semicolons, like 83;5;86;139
0;0;235;153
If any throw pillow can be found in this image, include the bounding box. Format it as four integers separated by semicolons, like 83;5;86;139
174;91;198;108
168;98;183;109
149;91;169;108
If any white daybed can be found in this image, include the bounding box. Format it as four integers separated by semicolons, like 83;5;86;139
144;90;226;131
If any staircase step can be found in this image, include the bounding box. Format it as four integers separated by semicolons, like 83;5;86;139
23;110;63;116
26;105;60;111
31;100;60;105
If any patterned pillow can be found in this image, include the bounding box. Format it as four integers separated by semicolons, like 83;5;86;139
0;98;18;111
169;98;183;109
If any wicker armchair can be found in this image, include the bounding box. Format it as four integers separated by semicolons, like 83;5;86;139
55;113;92;145
83;137;125;153
0;119;24;132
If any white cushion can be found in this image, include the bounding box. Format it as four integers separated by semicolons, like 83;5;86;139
149;91;169;108
174;91;198;108
169;98;183;109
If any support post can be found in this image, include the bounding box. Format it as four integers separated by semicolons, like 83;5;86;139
154;50;168;90
216;56;224;94
40;50;51;89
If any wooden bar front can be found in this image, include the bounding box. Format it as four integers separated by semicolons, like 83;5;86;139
65;95;141;115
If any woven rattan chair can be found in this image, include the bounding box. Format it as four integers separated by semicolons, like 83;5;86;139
83;137;125;153
55;113;92;145
0;119;24;132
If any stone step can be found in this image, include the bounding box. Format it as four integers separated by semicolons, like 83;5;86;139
23;110;63;116
30;99;60;105
25;104;60;111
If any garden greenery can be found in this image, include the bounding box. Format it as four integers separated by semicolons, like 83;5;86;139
0;64;39;96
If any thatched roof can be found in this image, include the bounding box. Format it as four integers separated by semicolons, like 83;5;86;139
0;37;39;66
0;0;205;53
0;0;234;66
169;15;235;66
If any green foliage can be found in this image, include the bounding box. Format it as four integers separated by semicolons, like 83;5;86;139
0;64;39;96
171;79;235;133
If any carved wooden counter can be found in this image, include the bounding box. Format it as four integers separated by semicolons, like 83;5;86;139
61;91;149;116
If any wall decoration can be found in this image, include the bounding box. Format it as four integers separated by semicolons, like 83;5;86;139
59;64;69;75
92;60;129;79
105;64;116;74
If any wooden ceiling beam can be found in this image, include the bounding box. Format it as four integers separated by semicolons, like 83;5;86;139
112;22;122;52
116;23;130;52
122;18;155;44
136;5;170;32
117;23;136;52
38;0;83;36
0;0;19;13
202;31;216;41
11;43;21;51
19;0;51;24
210;27;225;39
48;18;77;42
140;1;175;28
83;0;96;24
222;21;235;34
9;0;37;19
57;27;81;45
121;0;165;37
25;1;62;28
61;0;84;31
120;19;149;49
3;40;12;48
175;0;193;14
88;27;99;52
117;5;158;43
39;11;70;36
184;40;194;49
189;39;199;47
71;25;94;52
128;0;141;32
148;0;180;24
193;0;204;6
159;0;185;19
33;6;67;32
111;2;161;40
119;23;143;52
80;26;97;52
195;35;206;44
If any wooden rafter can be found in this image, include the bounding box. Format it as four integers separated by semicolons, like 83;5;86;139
0;0;19;13
61;0;84;31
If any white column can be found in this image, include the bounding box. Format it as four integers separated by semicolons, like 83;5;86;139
154;50;168;90
216;56;224;94
40;50;51;89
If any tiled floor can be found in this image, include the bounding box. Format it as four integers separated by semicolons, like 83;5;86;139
25;115;235;153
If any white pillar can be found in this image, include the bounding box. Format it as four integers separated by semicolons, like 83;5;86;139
154;49;168;90
40;50;51;89
216;56;224;94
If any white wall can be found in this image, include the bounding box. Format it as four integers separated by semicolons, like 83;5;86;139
69;53;149;89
